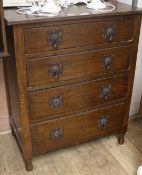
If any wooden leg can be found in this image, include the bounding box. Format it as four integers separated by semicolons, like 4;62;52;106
118;132;125;145
25;160;33;171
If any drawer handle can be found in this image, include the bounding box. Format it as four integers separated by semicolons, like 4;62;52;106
100;84;112;100
48;63;63;79
48;29;63;49
98;115;109;129
102;55;113;71
51;127;64;140
103;24;116;43
49;95;63;108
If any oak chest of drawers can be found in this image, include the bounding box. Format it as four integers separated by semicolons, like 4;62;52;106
3;2;142;171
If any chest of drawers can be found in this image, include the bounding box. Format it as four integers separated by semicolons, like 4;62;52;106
3;3;142;171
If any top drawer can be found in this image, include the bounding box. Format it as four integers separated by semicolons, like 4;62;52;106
24;18;134;54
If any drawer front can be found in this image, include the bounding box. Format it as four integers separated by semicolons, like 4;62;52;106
31;103;125;154
27;46;130;87
24;18;134;54
29;75;127;122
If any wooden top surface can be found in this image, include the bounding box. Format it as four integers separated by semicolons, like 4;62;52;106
4;2;142;25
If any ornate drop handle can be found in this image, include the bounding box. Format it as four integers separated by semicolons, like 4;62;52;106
48;29;63;49
98;115;109;129
102;55;113;71
49;95;63;108
103;24;116;43
48;63;63;79
51;127;64;140
100;84;112;100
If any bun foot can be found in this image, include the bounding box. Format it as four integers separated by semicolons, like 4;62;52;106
25;160;33;171
118;133;124;145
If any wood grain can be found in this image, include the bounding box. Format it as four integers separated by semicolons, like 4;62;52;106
29;75;127;122
12;25;33;170
27;46;131;88
24;18;134;54
31;103;125;155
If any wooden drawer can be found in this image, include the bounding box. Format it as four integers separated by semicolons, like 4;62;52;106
27;46;130;88
24;18;134;54
29;75;127;122
31;103;125;154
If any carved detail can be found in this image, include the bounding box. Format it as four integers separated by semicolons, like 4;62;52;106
49;95;63;108
51;127;64;140
100;84;112;100
103;24;116;42
48;62;63;79
98;115;109;129
102;55;113;70
48;29;63;49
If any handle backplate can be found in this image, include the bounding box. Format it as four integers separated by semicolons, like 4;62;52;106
102;55;113;71
48;62;63;79
98;115;109;129
48;29;63;49
103;24;116;43
100;84;112;100
51;127;64;140
49;95;63;108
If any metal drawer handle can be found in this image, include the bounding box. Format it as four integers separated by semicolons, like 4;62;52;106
98;115;109;129
48;29;63;49
103;24;116;43
49;95;63;108
51;127;64;140
102;55;113;71
100;84;112;100
48;63;63;79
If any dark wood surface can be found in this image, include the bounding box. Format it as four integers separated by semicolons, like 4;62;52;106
24;18;134;54
29;75;127;123
27;46;131;88
0;0;8;57
4;2;142;25
3;3;142;171
31;103;125;155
